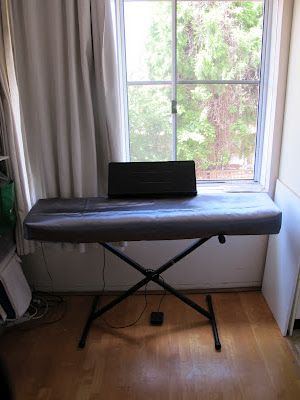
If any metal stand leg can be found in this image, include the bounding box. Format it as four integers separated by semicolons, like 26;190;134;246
78;295;100;348
152;275;211;319
78;237;223;351
206;295;221;351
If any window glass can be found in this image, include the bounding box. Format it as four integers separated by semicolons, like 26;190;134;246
123;0;265;181
177;1;264;81
124;1;172;81
177;84;259;180
128;85;173;161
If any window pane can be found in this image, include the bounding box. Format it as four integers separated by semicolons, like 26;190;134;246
128;85;172;161
177;1;264;81
177;84;259;180
124;1;172;81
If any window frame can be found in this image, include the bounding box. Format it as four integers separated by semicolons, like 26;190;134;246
116;0;272;185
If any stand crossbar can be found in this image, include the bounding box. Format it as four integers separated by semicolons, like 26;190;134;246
78;236;222;351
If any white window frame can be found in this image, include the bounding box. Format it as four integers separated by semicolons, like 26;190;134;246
115;0;275;188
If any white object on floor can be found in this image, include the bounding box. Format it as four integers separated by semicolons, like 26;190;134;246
0;247;32;319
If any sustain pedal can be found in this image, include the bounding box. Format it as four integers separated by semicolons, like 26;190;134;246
150;311;164;326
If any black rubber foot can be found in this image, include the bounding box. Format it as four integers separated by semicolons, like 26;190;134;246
215;343;222;351
78;340;85;349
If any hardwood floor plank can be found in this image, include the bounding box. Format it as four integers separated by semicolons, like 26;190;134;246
0;293;300;400
240;292;300;399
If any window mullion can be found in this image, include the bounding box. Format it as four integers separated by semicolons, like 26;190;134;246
116;0;130;161
254;0;271;182
171;0;177;161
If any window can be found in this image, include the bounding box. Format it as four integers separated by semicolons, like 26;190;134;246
118;0;268;181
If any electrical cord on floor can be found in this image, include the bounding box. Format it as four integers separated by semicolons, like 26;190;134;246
7;292;67;330
31;292;66;324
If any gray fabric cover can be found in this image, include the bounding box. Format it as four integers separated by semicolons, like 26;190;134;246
23;193;282;243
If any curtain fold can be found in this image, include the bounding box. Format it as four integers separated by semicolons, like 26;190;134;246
0;0;35;254
0;0;125;254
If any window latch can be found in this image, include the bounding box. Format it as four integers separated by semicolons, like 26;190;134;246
171;100;177;114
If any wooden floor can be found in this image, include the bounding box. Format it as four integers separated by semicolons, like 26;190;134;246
1;292;300;400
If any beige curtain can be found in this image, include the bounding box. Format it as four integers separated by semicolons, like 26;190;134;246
0;0;125;253
0;0;35;255
10;0;125;197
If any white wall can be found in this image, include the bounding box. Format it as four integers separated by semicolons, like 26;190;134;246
295;291;300;319
22;236;267;292
278;1;300;194
263;0;300;334
280;0;300;323
263;180;300;334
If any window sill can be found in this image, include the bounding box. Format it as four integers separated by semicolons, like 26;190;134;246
196;180;265;194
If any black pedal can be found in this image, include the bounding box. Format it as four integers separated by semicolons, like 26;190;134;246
150;311;164;326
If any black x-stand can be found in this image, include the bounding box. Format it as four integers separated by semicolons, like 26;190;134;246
79;235;225;351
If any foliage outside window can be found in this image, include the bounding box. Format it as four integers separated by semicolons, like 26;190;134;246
123;0;266;181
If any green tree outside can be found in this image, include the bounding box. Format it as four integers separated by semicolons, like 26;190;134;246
126;1;264;179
